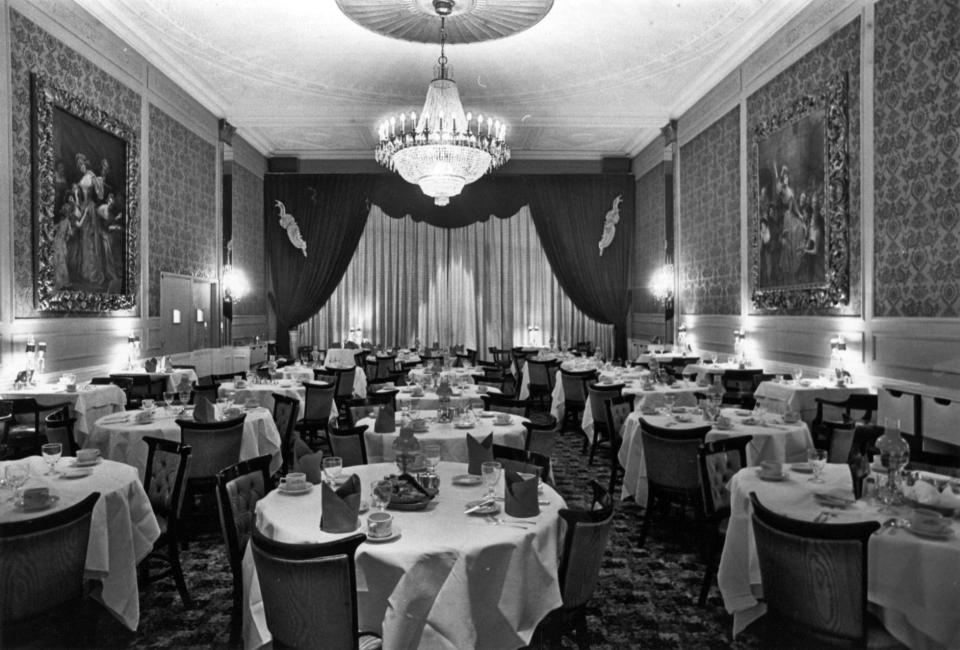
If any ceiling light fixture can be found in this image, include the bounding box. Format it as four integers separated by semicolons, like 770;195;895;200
374;1;510;206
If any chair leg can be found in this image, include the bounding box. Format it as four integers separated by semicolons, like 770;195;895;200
168;535;193;608
588;427;602;465
639;490;655;547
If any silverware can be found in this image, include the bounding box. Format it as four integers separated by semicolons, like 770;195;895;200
485;515;532;529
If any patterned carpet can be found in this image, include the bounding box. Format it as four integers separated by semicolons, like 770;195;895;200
31;420;767;649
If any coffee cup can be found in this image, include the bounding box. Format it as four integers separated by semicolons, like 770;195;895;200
494;414;510;424
22;486;50;508
65;383;77;393
367;511;393;538
716;415;731;427
761;460;783;475
280;472;307;491
911;508;947;533
76;448;100;463
142;399;155;410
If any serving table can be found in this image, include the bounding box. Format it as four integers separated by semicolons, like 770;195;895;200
358;410;527;464
1;382;126;441
753;379;874;427
0;456;159;631
617;408;812;503
243;461;565;650
85;406;282;479
718;463;960;649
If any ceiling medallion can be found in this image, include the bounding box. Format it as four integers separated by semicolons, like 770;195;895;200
336;0;553;44
374;5;510;206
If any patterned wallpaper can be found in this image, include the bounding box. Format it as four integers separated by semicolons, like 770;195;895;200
633;165;666;314
231;163;266;316
679;106;741;315
746;18;862;316
9;11;141;317
147;105;218;317
874;0;960;317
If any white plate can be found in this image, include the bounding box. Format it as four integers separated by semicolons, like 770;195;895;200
61;468;93;479
452;474;483;486
907;525;954;540
364;526;401;543
278;483;313;496
756;469;788;482
454;422;474;429
72;457;102;468
478;411;495;418
735;410;753;417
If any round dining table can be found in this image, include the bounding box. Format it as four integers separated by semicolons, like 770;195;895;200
243;461;565;650
217;380;326;421
358;410;528;464
85;405;283;479
0;456;159;631
0;382;126;441
386;383;500;411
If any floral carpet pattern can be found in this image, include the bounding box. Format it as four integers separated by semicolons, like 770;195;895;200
29;422;767;649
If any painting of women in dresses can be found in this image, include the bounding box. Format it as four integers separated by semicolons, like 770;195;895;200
756;109;826;289
49;107;126;294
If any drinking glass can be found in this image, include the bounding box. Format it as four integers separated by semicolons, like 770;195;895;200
322;456;343;486
663;394;676;415
41;443;62;475
807;448;828;483
163;391;175;411
178;390;191;410
370;480;392;511
6;463;29;501
423;443;442;473
481;461;502;499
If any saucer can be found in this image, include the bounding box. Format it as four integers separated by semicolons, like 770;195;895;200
735;410;752;417
907;524;954;540
791;462;814;474
72;457;102;468
713;422;733;431
61;468;93;479
493;418;512;426
15;495;60;512
756;469;788;482
478;411;495;418
364;526;401;543
452;474;483;486
454;422;474;429
814;493;854;508
673;414;693;423
278;482;313;496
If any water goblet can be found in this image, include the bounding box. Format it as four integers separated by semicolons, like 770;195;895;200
663;394;676;415
41;443;62;476
481;461;502;499
370;480;392;512
807;448;828;483
163;391;175;411
178;390;191;410
322;456;343;487
6;463;29;501
423;443;442;474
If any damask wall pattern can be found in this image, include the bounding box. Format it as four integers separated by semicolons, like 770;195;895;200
679;106;741;315
874;0;959;317
147;105;218;317
9;11;141;317
231;163;266;317
633;165;667;315
746;18;862;316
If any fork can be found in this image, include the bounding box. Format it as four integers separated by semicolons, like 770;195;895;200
486;516;531;529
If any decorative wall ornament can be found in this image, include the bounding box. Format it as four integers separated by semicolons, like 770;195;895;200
750;73;849;312
274;200;308;257
598;194;623;256
32;73;140;312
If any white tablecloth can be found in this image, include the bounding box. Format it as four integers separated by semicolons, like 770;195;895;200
753;380;874;427
86;406;283;479
718;464;960;649
389;385;499;411
243;461;565;650
407;367;482;386
0;457;159;631
277;366;315;383
617;408;813;503
125;368;199;393
360;411;528;464
324;349;360;368
218;381;325;422
681;362;764;384
1;383;126;440
580;380;701;444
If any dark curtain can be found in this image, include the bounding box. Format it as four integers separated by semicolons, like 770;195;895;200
525;176;634;359
263;175;375;354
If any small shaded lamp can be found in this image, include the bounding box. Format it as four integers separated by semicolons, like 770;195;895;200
127;333;141;370
677;324;688;352
36;341;47;375
733;328;746;360
830;335;847;380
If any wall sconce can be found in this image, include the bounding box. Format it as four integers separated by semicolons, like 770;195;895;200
127;333;141;370
36;342;47;375
733;328;746;360
830;334;847;352
223;265;249;306
677;324;688;352
648;264;674;304
24;335;37;378
172;309;181;324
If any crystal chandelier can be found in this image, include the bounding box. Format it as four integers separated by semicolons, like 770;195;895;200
375;4;510;206
648;264;674;304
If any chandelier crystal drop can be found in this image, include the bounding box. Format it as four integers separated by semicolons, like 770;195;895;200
375;12;509;206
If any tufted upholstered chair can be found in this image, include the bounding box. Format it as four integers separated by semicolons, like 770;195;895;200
140;435;193;607
0;491;100;646
604;394;636;496
328;422;370;466
587;382;625;464
216;454;273;641
525;358;560;408
696;435;751;606
271;393;300;474
43;405;79;456
559;368;597;436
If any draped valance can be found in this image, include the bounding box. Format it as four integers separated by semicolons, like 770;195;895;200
264;173;634;357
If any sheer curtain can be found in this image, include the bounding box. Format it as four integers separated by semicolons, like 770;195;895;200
299;204;613;356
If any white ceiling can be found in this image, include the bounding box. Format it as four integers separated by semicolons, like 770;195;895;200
75;0;812;160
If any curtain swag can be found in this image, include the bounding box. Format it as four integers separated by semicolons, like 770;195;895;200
264;173;634;357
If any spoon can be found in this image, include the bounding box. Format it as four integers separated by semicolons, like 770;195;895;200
879;518;900;535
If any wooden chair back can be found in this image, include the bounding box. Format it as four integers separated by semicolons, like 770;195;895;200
557;481;614;610
302;382;335;423
492;444;551;483
271;393;300;473
43;406;79;456
328;423;370;466
480;394;531;417
697;435;751;518
523;415;558;457
560;369;597;404
587;383;624;426
142;435;192;524
640;420;711;493
176;415;246;480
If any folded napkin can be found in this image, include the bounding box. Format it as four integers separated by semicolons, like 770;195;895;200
374;404;396;433
144;357;158;372
504;469;540;518
193;396;217;423
467;433;494;475
320;474;361;533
